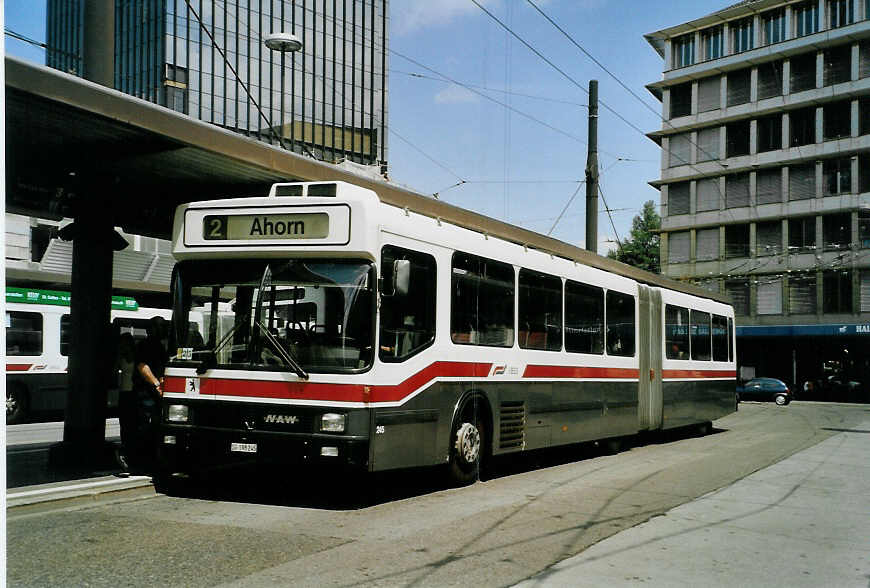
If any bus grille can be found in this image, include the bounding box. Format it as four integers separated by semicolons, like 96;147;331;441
499;401;526;449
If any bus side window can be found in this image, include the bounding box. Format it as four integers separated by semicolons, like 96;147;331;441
379;245;437;362
6;311;43;356
605;291;635;357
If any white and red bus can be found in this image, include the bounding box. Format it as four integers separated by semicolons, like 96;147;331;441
161;181;736;484
5;287;171;424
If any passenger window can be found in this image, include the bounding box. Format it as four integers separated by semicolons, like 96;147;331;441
565;281;604;354
518;269;562;351
6;311;43;356
712;314;728;361
379;245;437;362
451;252;514;347
665;305;689;359
606;291;635;357
691;310;712;361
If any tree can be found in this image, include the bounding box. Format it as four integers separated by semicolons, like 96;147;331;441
607;200;661;273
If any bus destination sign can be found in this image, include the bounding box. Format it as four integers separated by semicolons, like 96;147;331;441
203;213;329;241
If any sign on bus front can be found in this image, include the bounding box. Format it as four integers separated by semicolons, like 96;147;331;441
204;213;330;241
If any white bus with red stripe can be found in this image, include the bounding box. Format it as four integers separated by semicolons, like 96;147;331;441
161;181;736;484
5;287;172;424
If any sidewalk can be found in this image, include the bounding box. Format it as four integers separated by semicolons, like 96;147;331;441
516;421;870;587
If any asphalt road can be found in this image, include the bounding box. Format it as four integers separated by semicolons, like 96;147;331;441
7;402;865;588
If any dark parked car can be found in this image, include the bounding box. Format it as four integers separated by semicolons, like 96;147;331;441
737;378;791;405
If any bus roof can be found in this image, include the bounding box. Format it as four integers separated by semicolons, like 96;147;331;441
6;287;140;311
274;182;732;305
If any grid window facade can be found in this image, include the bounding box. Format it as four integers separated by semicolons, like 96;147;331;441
824;100;853;140
725;279;750;315
670;82;692;118
702;26;724;61
790;107;816;147
789;275;817;314
726;173;750;208
732;17;754;53
823;213;851;250
756;221;782;256
757;114;782;152
789;163;816;200
823;157;852;195
669;133;692;167
696;177;720;211
789;217;816;252
756;168;783;204
668;182;690;215
725;224;750;258
762;9;786;44
823;270;853;313
48;0;390;167
828;0;854;28
726;120;750;158
673;34;696;68
861;40;870;78
790;52;817;93
794;1;820;37
668;231;690;263
727;69;751;106
696;127;720;162
758;61;784;99
698;76;721;112
824;45;852;86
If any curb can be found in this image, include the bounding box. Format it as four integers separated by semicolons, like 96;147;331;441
7;476;154;509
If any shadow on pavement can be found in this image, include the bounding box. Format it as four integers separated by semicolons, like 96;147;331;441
154;425;722;510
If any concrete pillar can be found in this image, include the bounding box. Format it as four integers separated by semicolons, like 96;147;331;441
51;181;120;466
83;0;115;87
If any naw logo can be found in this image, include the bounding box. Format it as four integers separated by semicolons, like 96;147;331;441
263;414;299;425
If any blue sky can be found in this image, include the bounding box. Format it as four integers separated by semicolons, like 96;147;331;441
4;0;725;253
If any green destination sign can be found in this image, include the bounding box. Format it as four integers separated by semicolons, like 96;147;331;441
203;213;330;241
6;287;139;311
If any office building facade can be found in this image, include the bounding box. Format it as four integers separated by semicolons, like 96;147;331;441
646;0;870;398
47;0;389;169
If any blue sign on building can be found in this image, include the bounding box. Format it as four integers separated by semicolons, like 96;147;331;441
737;324;870;337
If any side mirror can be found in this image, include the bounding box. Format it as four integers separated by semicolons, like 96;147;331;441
393;260;410;296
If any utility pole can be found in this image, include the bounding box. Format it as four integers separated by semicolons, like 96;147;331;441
585;80;599;253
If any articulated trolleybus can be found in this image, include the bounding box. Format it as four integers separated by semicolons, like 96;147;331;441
162;181;736;484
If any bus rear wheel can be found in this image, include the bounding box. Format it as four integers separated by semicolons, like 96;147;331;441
448;406;486;486
6;384;27;425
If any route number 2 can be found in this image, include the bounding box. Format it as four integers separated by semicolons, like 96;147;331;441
203;215;228;240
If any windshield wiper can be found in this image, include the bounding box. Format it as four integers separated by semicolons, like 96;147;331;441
254;320;309;380
196;318;245;375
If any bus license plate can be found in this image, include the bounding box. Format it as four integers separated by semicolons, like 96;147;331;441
230;442;257;453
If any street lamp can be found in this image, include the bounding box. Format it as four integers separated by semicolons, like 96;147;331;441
263;32;316;158
264;32;303;53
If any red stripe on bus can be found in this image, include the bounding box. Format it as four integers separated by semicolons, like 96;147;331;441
164;361;493;403
6;364;32;372
522;365;640;379
661;369;736;379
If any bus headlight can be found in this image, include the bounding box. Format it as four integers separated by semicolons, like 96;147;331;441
319;413;346;433
167;404;189;423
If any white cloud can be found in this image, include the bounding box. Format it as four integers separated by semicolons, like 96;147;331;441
434;84;479;104
392;0;500;36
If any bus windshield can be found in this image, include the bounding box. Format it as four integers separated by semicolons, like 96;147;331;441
170;259;375;373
